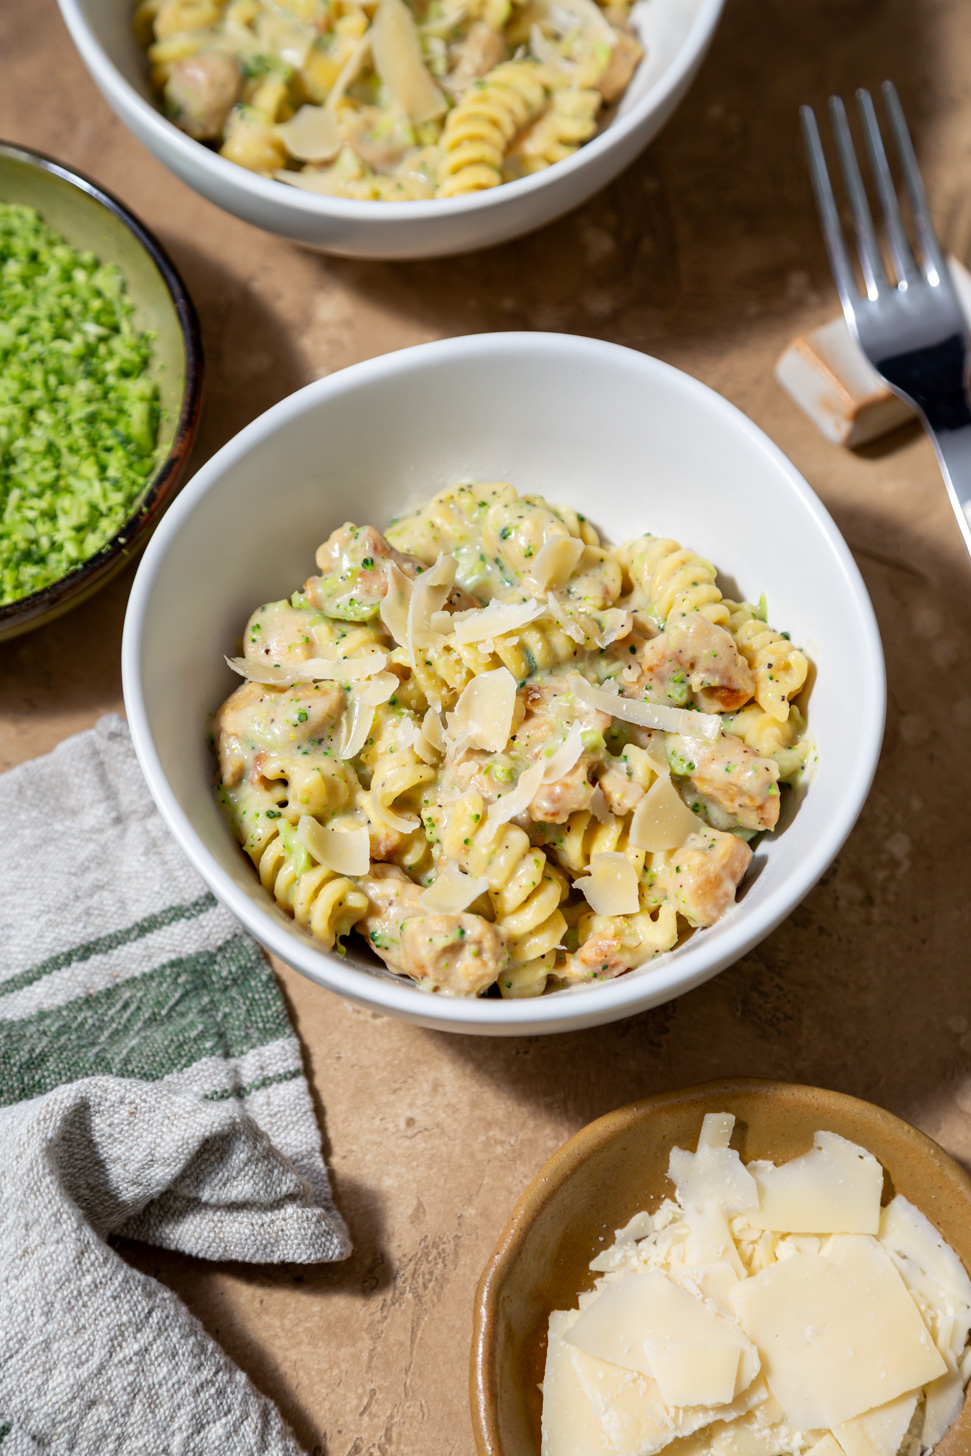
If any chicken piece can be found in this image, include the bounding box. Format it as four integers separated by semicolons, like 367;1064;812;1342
360;866;506;996
515;683;610;824
597;764;644;816
655;829;752;928
676;735;780;832
339;107;416;172
596;31;642;102
215;678;345;773
555;924;634;983
444;22;507;96
164;51;241;140
305;523;476;621
636;613;755;713
242;597;323;667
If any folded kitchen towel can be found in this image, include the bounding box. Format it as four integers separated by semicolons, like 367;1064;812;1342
0;714;350;1455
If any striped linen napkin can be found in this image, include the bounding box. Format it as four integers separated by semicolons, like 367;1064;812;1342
0;715;349;1455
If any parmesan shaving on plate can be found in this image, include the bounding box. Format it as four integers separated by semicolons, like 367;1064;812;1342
629;773;704;852
446;668;516;756
338;696;374;760
406;553;456;701
274;104;341;161
413;707;446;766
541;723;585;783
379;561;413;646
450;598;544;644
595;608;632;648
573;851;639;916
569;674;721;741
529;535;585;592
226;653;387;685
542;1112;971;1456
370;0;447;123
297;815;370;876
418;859;489;913
486;761;545;828
371;797;419;833
360;671;398;707
325;30;371;113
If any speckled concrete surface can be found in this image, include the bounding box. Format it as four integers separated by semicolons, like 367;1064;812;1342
3;1;971;1452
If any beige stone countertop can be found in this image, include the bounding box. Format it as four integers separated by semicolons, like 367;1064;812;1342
4;1;971;1451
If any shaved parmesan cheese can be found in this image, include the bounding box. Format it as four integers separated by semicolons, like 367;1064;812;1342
747;1132;884;1236
730;1237;947;1430
339;697;374;759
297;815;370;876
922;1363;966;1449
574;851;640;916
371;0;447;122
566;1268;758;1398
380;561;413;646
641;1338;740;1409
226;653;386;685
486;760;545;828
669;1142;758;1217
596;608;632;648
276;104;341;161
371;797;419;833
422;708;445;753
530;535;584;591
542;723;585;783
544;1112;971;1456
548;0;616;43
360;671;398;707
407;553;456;697
451;598;544;644
446;667;516;755
418;859;490;913
699;1112;736;1150
629;773;704;852
834;1390;919;1456
587;785;612;823
546;593;597;644
326;30;371;112
880;1195;971;1307
412;707;446;764
569;675;721;741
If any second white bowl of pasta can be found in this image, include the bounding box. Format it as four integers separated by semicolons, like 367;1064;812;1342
57;0;723;258
122;332;884;1035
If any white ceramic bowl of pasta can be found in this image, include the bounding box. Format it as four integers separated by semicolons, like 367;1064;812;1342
122;332;884;1035
58;0;722;259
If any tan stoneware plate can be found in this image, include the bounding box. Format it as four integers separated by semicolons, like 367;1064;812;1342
471;1078;971;1456
0;139;202;641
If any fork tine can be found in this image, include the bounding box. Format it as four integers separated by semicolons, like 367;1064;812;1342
800;104;860;312
856;86;920;287
882;79;948;288
828;95;887;299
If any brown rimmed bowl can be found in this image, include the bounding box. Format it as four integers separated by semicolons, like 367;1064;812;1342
471;1078;971;1456
0;139;202;641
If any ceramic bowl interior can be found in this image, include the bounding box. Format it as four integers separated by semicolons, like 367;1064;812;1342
122;331;884;1036
0;141;202;641
57;0;723;258
471;1079;971;1456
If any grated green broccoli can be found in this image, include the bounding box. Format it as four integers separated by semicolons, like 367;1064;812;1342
0;203;160;606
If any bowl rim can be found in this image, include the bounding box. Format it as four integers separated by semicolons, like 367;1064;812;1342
0;137;203;634
468;1077;971;1456
121;330;885;1033
57;0;725;220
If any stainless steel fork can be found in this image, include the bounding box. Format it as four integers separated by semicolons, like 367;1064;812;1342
801;81;971;562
